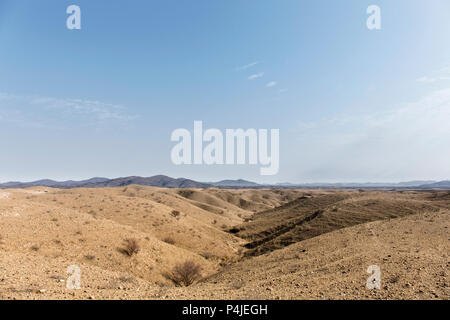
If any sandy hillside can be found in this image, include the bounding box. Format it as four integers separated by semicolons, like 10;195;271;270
171;209;449;300
0;188;448;300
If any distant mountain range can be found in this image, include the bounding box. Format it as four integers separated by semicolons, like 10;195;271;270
0;176;449;189
418;180;450;188
0;175;210;189
210;179;261;188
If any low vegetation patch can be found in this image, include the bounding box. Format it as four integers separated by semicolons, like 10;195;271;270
200;251;215;260
120;238;140;257
163;237;175;245
171;210;181;218
164;261;202;287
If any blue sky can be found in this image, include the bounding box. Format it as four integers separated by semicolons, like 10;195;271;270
1;0;449;183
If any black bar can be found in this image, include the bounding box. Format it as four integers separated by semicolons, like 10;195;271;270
0;300;446;319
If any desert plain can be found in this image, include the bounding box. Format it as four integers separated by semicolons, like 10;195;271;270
0;186;448;300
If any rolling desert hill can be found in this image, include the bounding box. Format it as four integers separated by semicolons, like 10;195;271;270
0;187;448;300
170;208;449;300
230;190;449;256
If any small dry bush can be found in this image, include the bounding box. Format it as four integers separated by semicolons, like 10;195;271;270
171;210;181;218
165;261;202;287
200;251;215;260
119;276;135;283
231;279;245;290
163;237;175;245
120;238;140;257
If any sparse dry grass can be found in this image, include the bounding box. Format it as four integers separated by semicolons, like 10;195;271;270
163;237;176;245
120;238;140;257
200;251;215;260
171;210;181;218
165;261;202;287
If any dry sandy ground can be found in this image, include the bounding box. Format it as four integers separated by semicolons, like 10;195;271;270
0;187;448;300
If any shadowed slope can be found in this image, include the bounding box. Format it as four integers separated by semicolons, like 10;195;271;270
232;191;447;256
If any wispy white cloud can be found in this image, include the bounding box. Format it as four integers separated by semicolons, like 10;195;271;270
31;96;135;121
294;87;450;180
438;65;450;73
417;65;450;83
266;81;277;87
248;72;264;80
0;92;136;128
235;61;261;71
417;76;450;83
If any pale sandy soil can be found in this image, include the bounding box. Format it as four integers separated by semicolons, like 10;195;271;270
0;192;10;199
0;187;448;300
